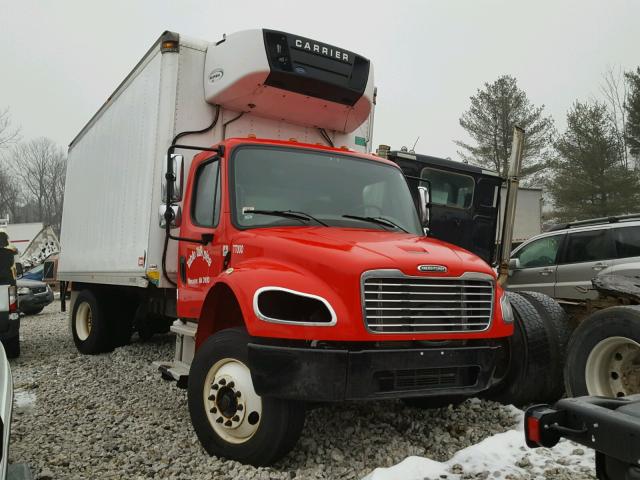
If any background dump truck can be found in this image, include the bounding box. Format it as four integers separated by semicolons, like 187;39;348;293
58;29;565;465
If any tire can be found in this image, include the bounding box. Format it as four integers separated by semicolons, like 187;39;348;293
71;290;112;354
110;297;135;347
402;395;465;409
565;306;640;398
518;291;572;401
3;335;20;359
483;292;552;406
188;328;305;466
22;307;44;316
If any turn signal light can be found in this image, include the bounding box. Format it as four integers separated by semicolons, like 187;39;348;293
526;416;541;444
161;40;179;53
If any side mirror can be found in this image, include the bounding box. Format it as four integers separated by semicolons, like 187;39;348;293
159;204;182;228
509;258;521;273
15;262;23;278
162;154;184;203
418;185;431;232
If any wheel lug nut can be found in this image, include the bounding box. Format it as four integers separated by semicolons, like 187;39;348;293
216;417;223;424
208;395;215;401
228;381;235;388
224;420;232;427
212;384;219;390
219;378;226;386
232;415;240;421
210;407;217;413
235;391;241;398
237;405;243;411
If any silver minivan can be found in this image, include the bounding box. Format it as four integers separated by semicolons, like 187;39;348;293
507;216;640;300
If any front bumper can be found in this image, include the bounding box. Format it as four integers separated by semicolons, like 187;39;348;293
19;289;54;312
247;340;504;401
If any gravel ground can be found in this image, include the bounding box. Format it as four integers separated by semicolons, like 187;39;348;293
7;303;597;480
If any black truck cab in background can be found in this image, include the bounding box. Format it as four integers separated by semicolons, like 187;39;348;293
387;150;504;265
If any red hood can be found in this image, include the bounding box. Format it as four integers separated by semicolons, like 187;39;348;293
232;226;495;279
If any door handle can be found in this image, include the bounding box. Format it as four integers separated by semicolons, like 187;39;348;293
539;268;554;276
179;256;187;284
592;263;609;271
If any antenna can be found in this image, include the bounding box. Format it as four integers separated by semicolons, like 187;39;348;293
410;136;420;153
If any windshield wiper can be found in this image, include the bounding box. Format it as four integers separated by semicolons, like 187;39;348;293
245;209;329;226
342;215;408;233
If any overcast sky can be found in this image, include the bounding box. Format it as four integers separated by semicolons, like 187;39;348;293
1;0;639;160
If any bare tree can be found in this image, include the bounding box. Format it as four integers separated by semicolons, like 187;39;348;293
0;168;21;220
0;108;20;151
0;108;21;220
10;138;67;230
600;66;629;167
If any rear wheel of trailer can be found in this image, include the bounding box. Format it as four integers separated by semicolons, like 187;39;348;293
187;328;305;466
565;306;640;398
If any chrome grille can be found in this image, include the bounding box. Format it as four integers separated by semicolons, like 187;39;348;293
362;273;494;333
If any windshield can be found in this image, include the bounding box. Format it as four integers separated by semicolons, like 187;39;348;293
232;146;423;235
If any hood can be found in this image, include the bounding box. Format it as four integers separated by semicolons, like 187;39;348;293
233;226;495;279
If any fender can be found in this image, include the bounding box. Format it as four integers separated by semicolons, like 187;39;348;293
196;258;352;345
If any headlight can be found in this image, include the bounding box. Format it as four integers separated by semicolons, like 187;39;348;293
253;287;336;326
18;287;31;295
500;294;514;324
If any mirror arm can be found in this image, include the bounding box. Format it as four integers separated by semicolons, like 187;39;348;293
163;143;223;246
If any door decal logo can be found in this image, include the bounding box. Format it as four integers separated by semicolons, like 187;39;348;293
186;246;213;286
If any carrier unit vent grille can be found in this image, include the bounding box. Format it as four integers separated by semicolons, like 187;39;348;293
362;274;494;334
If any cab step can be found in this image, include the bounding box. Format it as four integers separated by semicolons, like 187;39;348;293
153;319;197;389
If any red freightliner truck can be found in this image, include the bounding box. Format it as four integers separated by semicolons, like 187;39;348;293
57;29;565;465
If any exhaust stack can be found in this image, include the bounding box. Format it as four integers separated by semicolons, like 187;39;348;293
497;126;525;287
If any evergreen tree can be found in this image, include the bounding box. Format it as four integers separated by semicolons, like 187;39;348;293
625;67;640;162
455;75;555;181
549;101;639;221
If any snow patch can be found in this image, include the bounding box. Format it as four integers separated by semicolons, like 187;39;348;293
14;390;36;409
363;409;595;480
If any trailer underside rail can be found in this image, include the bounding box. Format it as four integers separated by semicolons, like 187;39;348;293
525;395;640;480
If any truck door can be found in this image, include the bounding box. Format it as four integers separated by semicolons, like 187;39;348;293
420;167;475;252
177;155;226;319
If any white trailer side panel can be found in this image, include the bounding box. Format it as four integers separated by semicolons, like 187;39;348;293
499;187;542;244
58;51;166;286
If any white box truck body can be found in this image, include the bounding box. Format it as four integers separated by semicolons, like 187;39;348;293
58;31;375;289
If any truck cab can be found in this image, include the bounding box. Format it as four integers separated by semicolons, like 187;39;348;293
162;135;514;464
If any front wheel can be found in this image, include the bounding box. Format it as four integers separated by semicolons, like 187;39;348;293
565;306;640;398
187;328;305;466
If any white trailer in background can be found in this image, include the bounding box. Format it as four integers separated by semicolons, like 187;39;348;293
499;186;543;245
2;223;44;255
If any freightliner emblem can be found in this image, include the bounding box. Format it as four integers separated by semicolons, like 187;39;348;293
418;265;448;273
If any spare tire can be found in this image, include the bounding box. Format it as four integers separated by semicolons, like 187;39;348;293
565;306;640;398
518;291;572;401
483;291;554;406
